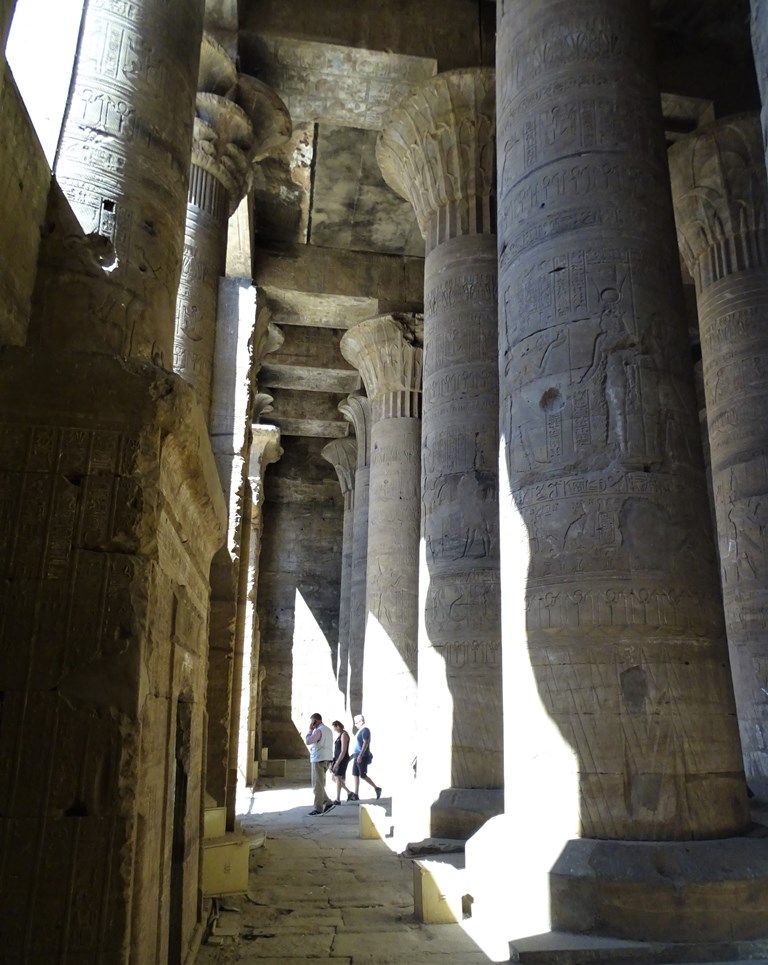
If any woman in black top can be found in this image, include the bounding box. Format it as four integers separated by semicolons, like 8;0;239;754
330;720;352;804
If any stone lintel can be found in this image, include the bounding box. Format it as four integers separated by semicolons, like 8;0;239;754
260;361;361;394
253;244;424;312
269;416;349;438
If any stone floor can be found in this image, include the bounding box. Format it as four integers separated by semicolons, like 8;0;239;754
195;760;496;964
195;764;768;965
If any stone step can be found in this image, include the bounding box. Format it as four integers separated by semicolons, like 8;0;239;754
509;931;768;964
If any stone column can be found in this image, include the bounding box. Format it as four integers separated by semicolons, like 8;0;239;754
670;113;768;796
322;437;357;702
34;0;205;363
237;423;282;791
469;0;768;948
174;33;290;419
752;1;768;172
0;2;230;963
378;69;503;838
339;394;371;716
341;315;423;793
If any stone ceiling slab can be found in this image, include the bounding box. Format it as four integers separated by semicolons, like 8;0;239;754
310;125;423;256
239;36;436;129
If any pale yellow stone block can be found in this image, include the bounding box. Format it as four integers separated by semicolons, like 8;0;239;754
413;858;465;924
359;803;392;840
204;806;226;839
202;834;250;896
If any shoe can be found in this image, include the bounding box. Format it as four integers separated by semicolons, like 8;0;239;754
334;800;341;805
375;786;382;800
323;801;336;813
308;809;321;815
347;793;359;802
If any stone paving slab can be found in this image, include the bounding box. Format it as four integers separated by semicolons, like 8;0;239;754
196;763;496;963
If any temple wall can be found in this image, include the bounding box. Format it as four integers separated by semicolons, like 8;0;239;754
0;75;49;347
257;437;344;757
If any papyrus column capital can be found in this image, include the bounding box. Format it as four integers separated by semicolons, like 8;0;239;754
670;112;768;289
322;437;358;510
339;394;371;469
248;423;282;506
192;33;291;215
340;314;423;420
377;68;496;249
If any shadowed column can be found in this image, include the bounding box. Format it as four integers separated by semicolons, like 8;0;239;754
322;437;357;703
174;33;290;419
464;0;768;951
670;113;768;796
341;314;422;795
378;68;503;839
339;394;371;716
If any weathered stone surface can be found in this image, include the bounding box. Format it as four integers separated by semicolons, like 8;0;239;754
670;112;768;796
378;68;502;837
498;0;746;845
0;349;226;964
341;315;422;792
45;0;205;365
322;437;357;698
0;76;49;347
339;395;371;715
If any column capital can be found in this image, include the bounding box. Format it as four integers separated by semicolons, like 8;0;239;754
339;394;371;469
322;438;358;508
669;112;768;288
377;68;496;247
249;424;282;504
193;33;291;215
340;315;423;419
253;392;275;421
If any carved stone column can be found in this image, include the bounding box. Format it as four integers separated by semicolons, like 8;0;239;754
0;4;231;963
378;69;502;838
341;315;422;792
339;394;371;716
35;0;206;363
670;113;768;795
752;1;768;171
322;437;357;701
237;423;282;792
174;33;290;419
465;0;768;950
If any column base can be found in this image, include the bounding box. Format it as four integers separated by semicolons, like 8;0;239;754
430;787;503;839
551;837;768;943
465;816;768;952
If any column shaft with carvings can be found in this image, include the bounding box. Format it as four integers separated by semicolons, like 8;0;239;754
378;69;503;838
174;34;290;418
469;0;761;947
0;3;230;964
341;316;422;793
322;437;357;702
339;395;371;716
236;424;282;794
670;113;768;794
35;0;205;362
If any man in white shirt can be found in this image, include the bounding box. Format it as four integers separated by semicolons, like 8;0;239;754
304;712;336;815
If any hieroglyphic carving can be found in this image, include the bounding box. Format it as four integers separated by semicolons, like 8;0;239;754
670;112;768;789
497;0;745;839
377;69;496;248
